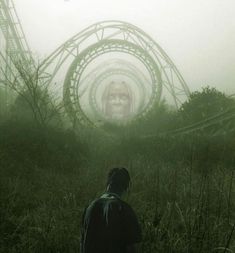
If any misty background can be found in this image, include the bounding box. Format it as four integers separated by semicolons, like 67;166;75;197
14;0;235;95
2;1;235;252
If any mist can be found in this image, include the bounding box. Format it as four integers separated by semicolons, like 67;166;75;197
14;0;235;94
1;1;235;252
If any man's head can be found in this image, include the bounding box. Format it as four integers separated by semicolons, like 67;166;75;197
106;167;131;195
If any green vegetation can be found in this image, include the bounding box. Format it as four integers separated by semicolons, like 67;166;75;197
0;85;235;253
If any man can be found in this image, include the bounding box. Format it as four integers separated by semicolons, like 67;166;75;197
80;168;142;253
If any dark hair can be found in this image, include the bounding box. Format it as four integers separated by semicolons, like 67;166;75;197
106;167;131;193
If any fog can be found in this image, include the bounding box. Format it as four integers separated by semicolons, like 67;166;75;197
14;0;235;94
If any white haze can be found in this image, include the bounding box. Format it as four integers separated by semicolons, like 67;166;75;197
14;0;235;94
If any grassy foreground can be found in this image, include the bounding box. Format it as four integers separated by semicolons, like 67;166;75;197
0;121;235;253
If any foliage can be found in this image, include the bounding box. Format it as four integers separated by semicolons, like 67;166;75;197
130;100;178;134
179;86;235;124
0;120;87;175
1;122;235;253
102;100;179;138
0;86;6;118
0;60;63;127
11;86;61;127
1;84;235;252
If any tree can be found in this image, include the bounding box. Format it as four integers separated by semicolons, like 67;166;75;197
0;59;62;127
0;86;6;118
179;86;235;125
125;99;177;136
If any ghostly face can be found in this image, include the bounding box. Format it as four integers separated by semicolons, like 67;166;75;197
102;81;132;121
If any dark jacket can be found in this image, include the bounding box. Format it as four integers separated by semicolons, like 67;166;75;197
80;192;142;253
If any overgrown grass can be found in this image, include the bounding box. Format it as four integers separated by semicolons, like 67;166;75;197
0;119;235;253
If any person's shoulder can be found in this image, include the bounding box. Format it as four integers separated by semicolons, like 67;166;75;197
85;197;102;213
87;194;119;209
117;198;132;209
116;199;137;215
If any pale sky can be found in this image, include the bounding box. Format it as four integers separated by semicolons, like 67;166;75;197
14;0;235;94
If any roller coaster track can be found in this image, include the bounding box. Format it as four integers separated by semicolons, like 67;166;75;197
0;0;32;63
0;0;34;113
0;1;234;137
143;105;235;138
40;20;191;108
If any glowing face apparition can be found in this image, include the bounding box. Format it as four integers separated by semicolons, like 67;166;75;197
102;81;133;122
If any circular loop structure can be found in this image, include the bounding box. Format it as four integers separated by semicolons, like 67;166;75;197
64;39;162;126
78;59;151;111
40;20;191;127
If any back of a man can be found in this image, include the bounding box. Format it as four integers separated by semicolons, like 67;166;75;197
80;168;142;253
